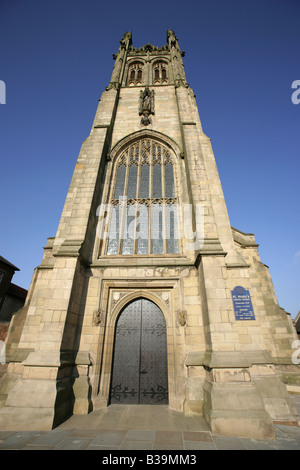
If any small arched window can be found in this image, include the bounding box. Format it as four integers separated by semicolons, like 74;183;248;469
127;62;144;86
153;61;168;85
130;69;135;81
104;139;179;256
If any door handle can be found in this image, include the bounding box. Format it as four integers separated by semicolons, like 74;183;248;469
140;369;147;374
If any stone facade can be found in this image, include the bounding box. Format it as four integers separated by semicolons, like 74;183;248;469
0;31;299;437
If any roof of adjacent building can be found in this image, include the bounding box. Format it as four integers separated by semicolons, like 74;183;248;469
0;256;19;271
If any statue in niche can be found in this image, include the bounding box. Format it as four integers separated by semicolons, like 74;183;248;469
139;86;154;126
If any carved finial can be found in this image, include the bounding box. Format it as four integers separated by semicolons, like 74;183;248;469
120;31;132;47
144;42;153;52
167;29;178;49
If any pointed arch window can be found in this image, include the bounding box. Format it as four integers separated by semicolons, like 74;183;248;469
127;62;144;86
105;139;179;256
153;61;168;85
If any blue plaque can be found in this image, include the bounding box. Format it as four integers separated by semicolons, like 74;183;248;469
231;286;255;320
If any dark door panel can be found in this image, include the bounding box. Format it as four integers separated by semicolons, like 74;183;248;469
139;299;168;404
110;298;168;405
110;299;141;404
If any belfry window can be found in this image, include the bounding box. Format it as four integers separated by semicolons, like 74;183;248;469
127;62;143;86
153;62;168;85
104;139;179;256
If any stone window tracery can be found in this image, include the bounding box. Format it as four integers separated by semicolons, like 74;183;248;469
153;61;168;85
127;62;144;86
104;139;179;256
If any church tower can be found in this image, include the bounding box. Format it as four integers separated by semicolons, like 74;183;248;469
0;31;299;438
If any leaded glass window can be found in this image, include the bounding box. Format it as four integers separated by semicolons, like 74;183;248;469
139;164;149;198
127;62;143;86
152;164;162;198
114;164;126;198
105;139;179;256
127;164;138;199
153;61;168;85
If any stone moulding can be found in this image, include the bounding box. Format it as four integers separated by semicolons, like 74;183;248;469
55;239;83;257
199;238;226;256
185;350;274;369
109;128;182;162
231;226;259;249
21;350;91;368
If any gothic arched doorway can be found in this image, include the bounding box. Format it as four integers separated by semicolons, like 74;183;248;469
109;297;168;405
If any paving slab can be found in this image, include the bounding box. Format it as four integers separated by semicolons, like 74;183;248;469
153;430;183;447
212;436;247;450
0;396;299;450
0;431;44;450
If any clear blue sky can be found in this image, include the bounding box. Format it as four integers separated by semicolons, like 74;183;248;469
0;0;299;317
